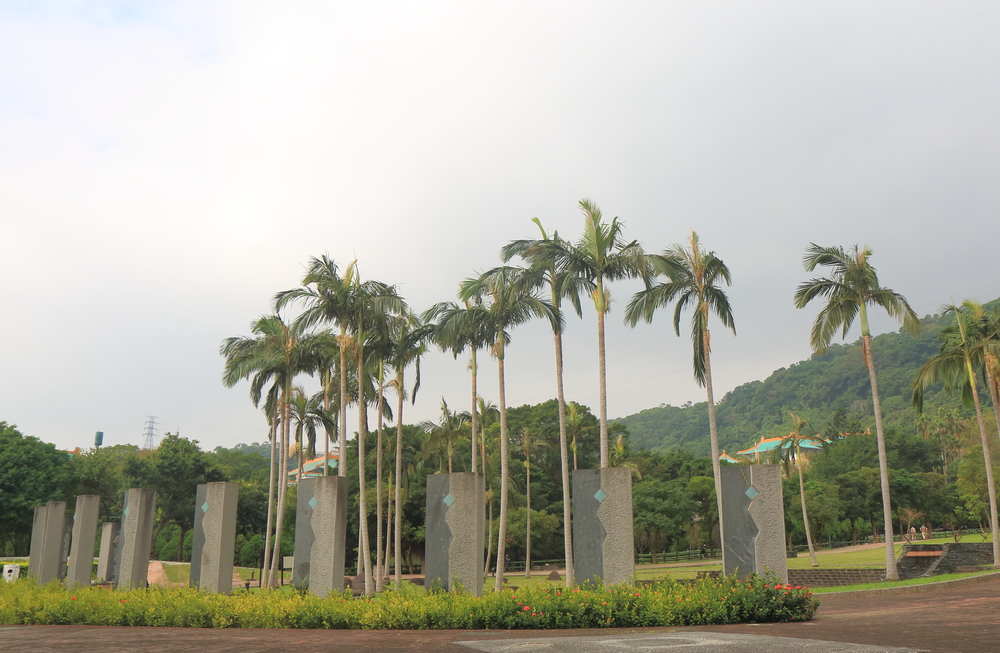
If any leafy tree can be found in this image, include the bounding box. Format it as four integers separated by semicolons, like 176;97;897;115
125;433;224;562
0;422;69;555
632;478;698;562
794;243;920;579
625;231;735;547
419;398;468;474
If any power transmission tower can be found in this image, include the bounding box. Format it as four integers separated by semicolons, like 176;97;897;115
142;416;159;450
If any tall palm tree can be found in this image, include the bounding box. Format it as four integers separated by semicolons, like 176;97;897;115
221;321;282;587
516;426;551;578
458;266;558;591
388;311;430;589
501;218;586;586
913;300;1000;568
780;412;819;567
345;272;406;595
793;243;919;580
221;315;313;587
275;255;357;481
625;231;735;546
561;199;648;468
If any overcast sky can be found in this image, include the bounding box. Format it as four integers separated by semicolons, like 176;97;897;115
3;1;999;453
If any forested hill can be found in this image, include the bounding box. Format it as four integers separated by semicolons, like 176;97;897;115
615;304;995;457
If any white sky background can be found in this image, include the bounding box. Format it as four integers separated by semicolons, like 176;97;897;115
2;1;999;452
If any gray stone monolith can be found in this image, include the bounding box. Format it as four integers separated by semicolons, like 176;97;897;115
293;476;348;597
720;464;788;583
28;501;70;584
67;495;101;587
572;467;634;586
190;481;239;594
114;488;156;589
96;522;120;582
424;472;485;596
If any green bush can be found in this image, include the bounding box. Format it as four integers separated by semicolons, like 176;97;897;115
0;574;817;629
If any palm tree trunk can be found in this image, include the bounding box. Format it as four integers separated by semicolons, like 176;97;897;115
375;371;385;593
471;349;478;474
323;369;332;478
989;369;1000;445
524;462;531;578
384;470;393;588
967;360;1000;568
297;426;303;484
339;335;349;478
703;330;725;549
262;416;277;587
357;344;374;595
553;329;574;586
269;391;291;587
394;370;404;590
494;347;510;592
797;443;818;567
862;333;899;580
484;497;493;578
597;307;609;469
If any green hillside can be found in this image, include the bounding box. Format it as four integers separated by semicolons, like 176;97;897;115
615;307;990;456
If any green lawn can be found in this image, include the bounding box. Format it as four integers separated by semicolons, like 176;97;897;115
160;564;260;585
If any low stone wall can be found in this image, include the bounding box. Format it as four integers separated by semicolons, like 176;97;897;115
695;568;884;587
897;543;994;579
786;568;884;587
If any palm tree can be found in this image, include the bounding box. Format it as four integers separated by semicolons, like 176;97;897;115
561;199;648;468
458;266;558;591
275;255;357;482
501;218;586;586
515;427;551;578
780;412;819;567
420;398;469;473
625;231;735;547
913;300;1000;568
289;387;333;481
793;243;920;580
424;300;494;475
565;402;594;471
345;272;406;595
220;315;313;587
388;311;430;589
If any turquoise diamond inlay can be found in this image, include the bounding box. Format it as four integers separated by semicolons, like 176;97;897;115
308;496;318;509
442;494;456;507
123;506;130;518
594;488;608;503
201;501;210;513
745;486;759;500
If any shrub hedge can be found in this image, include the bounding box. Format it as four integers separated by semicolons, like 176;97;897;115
0;574;817;629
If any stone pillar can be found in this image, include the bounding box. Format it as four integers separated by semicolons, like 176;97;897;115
28;501;70;584
67;495;101;587
114;488;156;589
721;464;787;583
572;467;634;586
292;476;348;597
190;482;240;594
96;522;120;582
424;472;485;596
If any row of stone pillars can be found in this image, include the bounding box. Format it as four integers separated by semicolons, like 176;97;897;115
28;465;787;596
28;482;239;592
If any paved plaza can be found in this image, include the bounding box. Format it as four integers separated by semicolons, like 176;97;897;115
2;575;997;653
